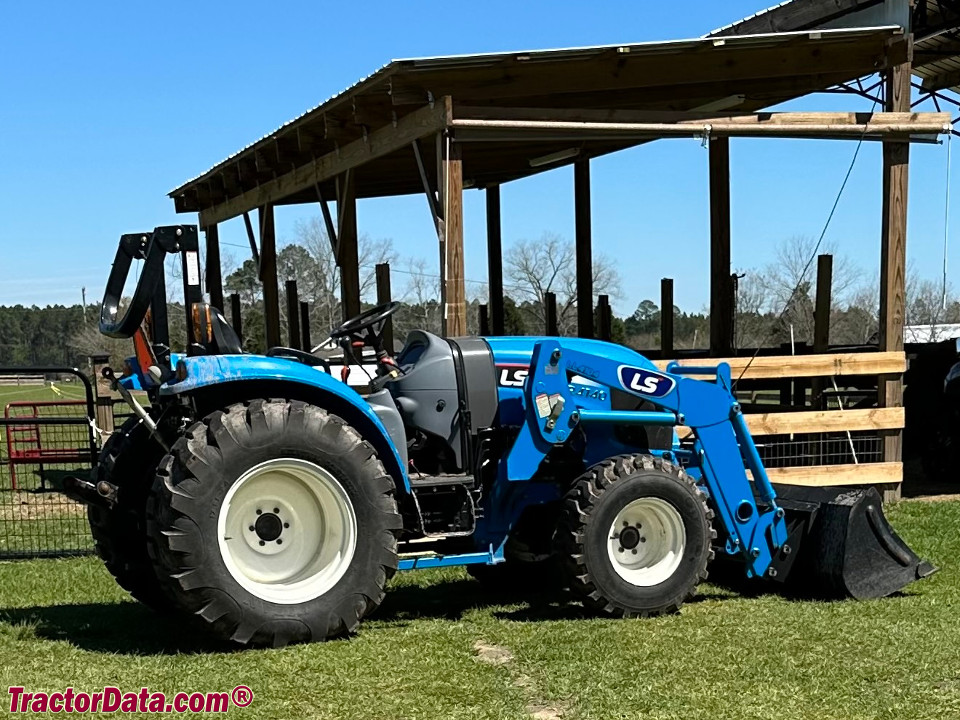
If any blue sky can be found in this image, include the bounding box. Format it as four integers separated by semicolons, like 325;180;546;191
0;0;955;316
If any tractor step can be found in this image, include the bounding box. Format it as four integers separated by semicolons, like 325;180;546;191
409;473;475;488
411;475;477;536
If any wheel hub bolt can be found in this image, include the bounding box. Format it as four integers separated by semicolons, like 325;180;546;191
248;525;255;532
258;540;265;547
277;539;283;545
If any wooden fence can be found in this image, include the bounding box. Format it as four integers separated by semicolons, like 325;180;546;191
658;351;905;489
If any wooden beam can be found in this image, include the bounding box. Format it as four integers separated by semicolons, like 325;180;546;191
285;279;301;350
677;406;904;438
314;183;339;257
745;407;903;436
454;106;950;131
258;204;281;349
655;351;906;379
199;101;451;226
709;137;733;355
485;184;505;335
337;172;361;321
203;224;224;312
442;138;466;336
242;212;260;268
661;278;674;356
763;462;903;487
448;113;950;142
375;263;394;351
575;159;593;338
879;56;912;477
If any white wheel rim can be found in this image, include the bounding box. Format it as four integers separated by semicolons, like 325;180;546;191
217;458;357;604
607;497;686;587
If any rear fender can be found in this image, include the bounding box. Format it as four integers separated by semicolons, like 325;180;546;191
159;355;411;493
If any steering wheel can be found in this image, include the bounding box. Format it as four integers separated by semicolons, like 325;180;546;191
329;301;401;345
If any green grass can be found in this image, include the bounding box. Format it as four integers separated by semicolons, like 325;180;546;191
0;500;959;719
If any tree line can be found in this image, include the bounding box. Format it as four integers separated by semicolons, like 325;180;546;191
0;221;955;370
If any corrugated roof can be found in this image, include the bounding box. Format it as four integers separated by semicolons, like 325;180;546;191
171;25;908;220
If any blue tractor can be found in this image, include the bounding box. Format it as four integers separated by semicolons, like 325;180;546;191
68;225;934;647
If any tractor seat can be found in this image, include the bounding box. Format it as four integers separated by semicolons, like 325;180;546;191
194;303;244;355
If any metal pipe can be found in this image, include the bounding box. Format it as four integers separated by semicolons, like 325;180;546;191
577;410;678;425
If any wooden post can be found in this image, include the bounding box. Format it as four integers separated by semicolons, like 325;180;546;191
258;204;281;349
442;139;466;336
661;278;674;357
575;159;594;338
230;293;243;341
90;354;115;441
285;280;301;350
812;254;833;408
204;224;224;311
486;185;505;335
478;304;490;335
545;292;559;336
375;262;394;351
878;57;911;500
710;137;734;356
597;294;612;341
300;301;311;352
337;172;361;322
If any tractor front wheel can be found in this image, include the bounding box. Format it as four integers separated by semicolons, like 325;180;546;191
145;399;402;647
558;454;713;617
87;417;167;609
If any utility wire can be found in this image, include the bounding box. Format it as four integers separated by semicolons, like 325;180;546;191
733;99;878;389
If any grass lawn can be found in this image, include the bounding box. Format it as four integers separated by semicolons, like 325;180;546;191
0;500;958;719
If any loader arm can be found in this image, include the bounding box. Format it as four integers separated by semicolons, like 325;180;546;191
505;338;789;579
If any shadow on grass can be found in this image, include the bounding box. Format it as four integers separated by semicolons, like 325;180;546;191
376;578;732;626
0;602;236;656
0;579;739;655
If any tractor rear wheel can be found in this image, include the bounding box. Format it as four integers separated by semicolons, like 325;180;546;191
87;417;167;609
145;399;402;647
558;454;713;617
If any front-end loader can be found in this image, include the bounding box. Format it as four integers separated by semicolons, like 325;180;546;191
66;225;934;647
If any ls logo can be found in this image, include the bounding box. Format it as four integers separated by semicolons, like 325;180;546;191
618;365;676;398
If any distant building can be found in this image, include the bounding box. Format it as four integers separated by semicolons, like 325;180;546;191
904;324;960;344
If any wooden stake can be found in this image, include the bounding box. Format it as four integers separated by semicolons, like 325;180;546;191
661;278;674;356
230;293;243;341
486;185;504;335
204;224;224;311
575;159;593;338
300;301;311;352
258;204;281;349
709;137;734;355
375;262;394;351
545;292;559;336
285;279;301;350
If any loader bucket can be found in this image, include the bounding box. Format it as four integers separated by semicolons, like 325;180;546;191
771;485;936;600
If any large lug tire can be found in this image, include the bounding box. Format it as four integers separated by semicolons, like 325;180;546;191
87;417;167;609
558;455;714;617
145;399;402;648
